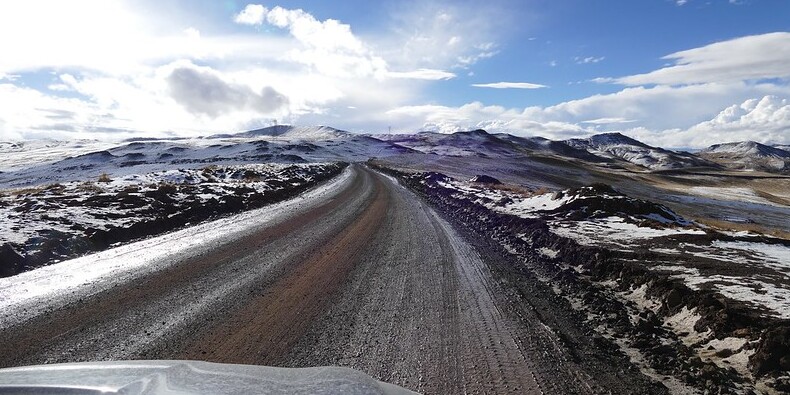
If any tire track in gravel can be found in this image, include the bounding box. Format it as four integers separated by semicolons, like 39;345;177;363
175;172;390;363
279;170;543;394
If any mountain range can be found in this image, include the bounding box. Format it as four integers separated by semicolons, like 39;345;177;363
2;125;789;190
221;125;789;173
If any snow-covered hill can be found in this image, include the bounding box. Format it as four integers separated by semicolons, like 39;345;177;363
0;140;118;172
494;134;606;162
701;141;790;158
564;133;712;170
211;125;348;140
0;135;412;188
699;141;790;172
376;129;527;158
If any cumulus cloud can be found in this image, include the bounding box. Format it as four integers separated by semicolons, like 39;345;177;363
472;82;547;89
384;84;790;147
682;96;790;144
234;4;456;80
386;102;587;137
239;5;386;78
616;32;790;85
264;6;366;54
166;65;288;117
234;4;267;25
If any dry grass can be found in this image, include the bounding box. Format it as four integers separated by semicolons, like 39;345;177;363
473;182;552;198
76;182;103;194
6;185;49;196
694;217;790;240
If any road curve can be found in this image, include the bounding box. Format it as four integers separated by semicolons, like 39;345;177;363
0;165;643;394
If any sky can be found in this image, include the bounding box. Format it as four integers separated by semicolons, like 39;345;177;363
0;0;789;148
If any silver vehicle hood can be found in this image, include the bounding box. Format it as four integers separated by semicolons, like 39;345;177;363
0;360;417;395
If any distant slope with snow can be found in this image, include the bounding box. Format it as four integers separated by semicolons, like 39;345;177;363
0;140;117;172
564;133;714;170
699;141;790;172
377;129;529;158
0;134;412;188
211;125;348;140
494;134;607;162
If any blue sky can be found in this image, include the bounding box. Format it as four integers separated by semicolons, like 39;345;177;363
0;0;789;147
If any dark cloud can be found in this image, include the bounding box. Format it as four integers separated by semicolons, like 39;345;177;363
167;66;288;117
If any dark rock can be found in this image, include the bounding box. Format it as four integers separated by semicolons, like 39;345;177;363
0;244;24;277
469;175;502;184
749;326;790;376
423;172;451;183
715;348;735;358
663;289;684;310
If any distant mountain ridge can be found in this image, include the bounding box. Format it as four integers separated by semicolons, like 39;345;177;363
7;125;787;178
700;141;790;158
564;132;714;170
210;125;347;140
698;141;790;172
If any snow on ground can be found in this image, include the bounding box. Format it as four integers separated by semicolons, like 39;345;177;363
0;140;116;172
712;240;790;273
0;167;354;328
682;273;790;319
688;187;781;207
430;176;790;320
537;247;559;259
550;217;705;248
654;240;790;319
0;135;408;189
664;307;711;346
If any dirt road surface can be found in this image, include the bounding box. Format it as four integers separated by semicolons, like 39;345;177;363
0;165;663;394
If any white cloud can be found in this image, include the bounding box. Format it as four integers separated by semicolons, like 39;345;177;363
383;83;790;147
264;6;366;54
472;82;547;89
581;117;637;125
0;2;471;139
575;56;605;64
385;102;587;137
234;4;267;25
457;43;500;67
682;95;790;145
233;5;458;81
382;2;506;71
617;32;790;85
387;69;456;80
676;0;688;6
183;27;200;39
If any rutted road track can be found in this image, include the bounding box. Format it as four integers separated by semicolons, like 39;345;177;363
0;165;657;394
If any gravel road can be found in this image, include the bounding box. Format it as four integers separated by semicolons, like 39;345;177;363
0;164;662;394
